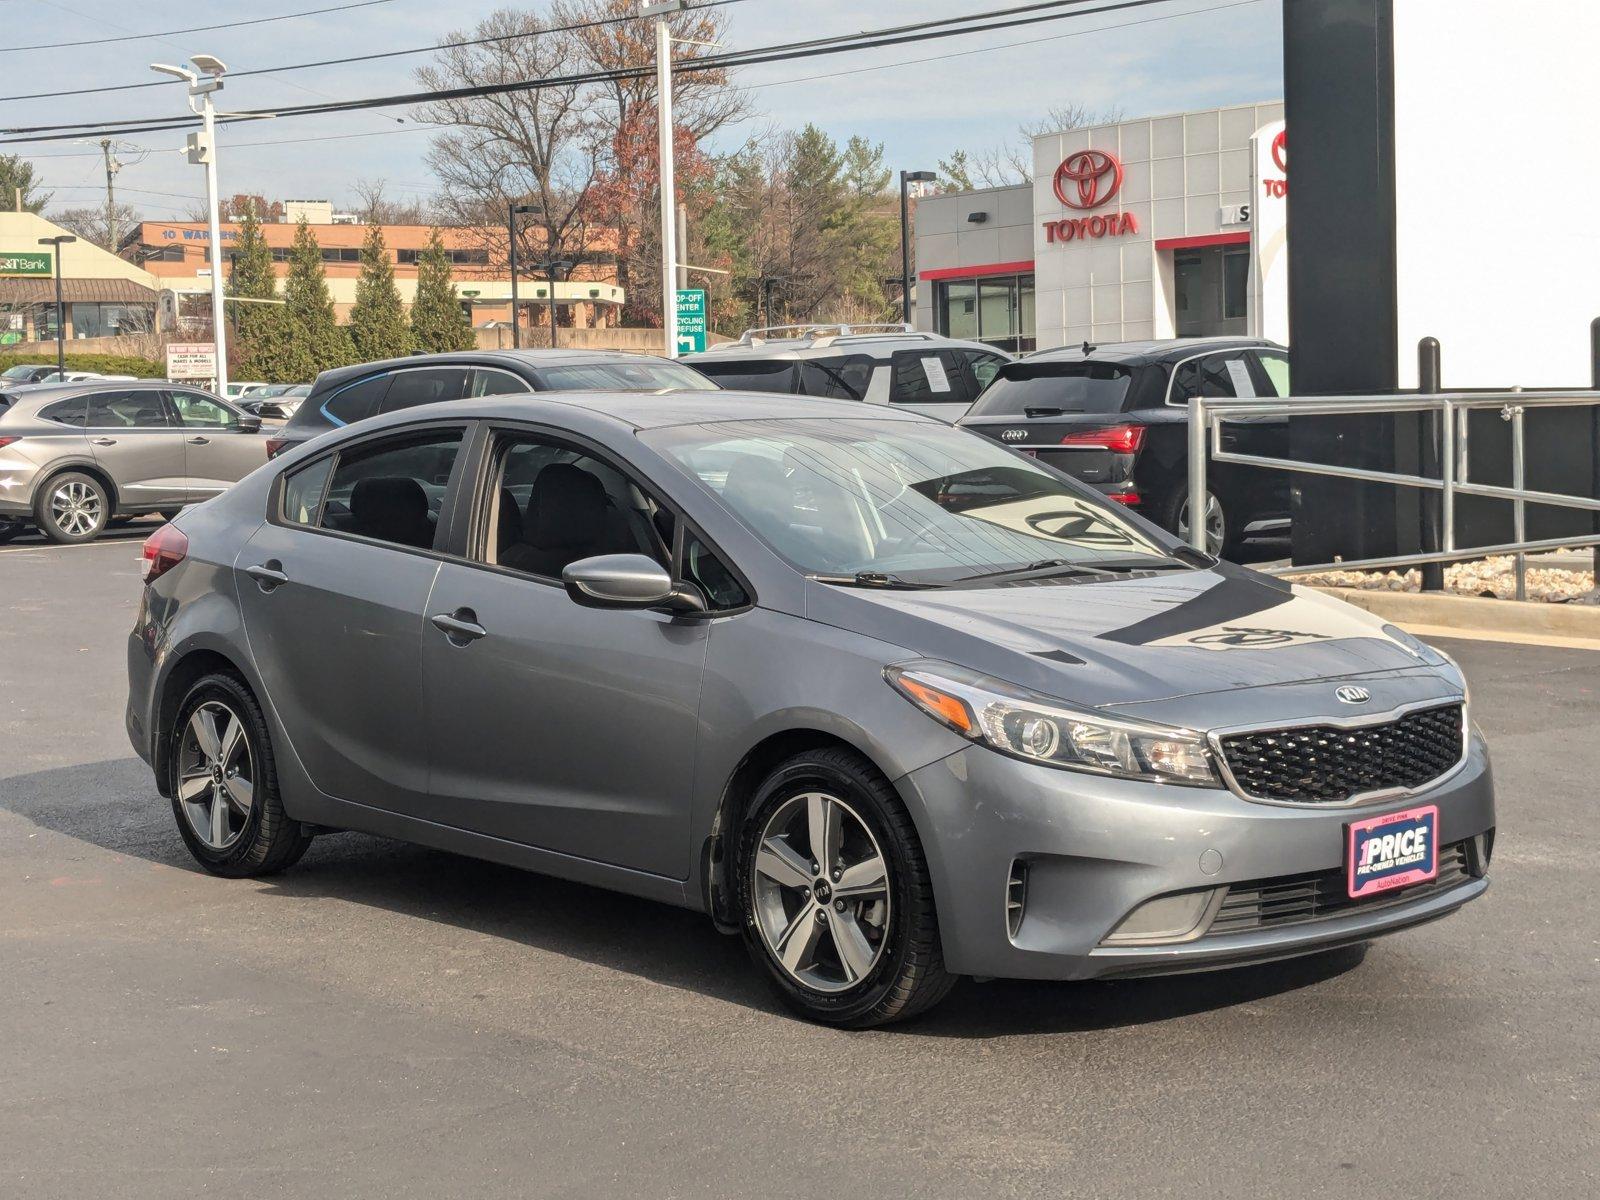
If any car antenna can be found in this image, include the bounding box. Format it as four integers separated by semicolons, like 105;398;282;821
1082;341;1096;355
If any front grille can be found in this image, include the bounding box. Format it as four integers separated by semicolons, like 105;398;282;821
1205;840;1475;937
1218;702;1464;804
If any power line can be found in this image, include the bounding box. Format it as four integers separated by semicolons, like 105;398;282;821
0;0;403;54
0;1;1184;141
0;0;751;104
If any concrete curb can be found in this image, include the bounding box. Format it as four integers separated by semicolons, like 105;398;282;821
1315;585;1600;647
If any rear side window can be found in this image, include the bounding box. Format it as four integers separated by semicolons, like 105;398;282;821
317;429;465;550
966;362;1133;416
320;374;391;426
40;398;87;425
683;360;798;393
380;367;469;415
1170;351;1254;403
889;350;973;405
85;390;171;427
281;456;334;526
469;368;533;397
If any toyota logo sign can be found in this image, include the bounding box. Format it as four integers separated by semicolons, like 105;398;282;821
1053;149;1124;210
1271;129;1287;173
1001;429;1027;442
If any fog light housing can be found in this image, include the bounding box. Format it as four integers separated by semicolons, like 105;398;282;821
1102;888;1222;945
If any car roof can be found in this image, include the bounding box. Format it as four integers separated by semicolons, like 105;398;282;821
308;348;684;393
683;330;1010;363
1021;336;1283;366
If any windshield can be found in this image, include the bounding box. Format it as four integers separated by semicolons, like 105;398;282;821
645;418;1182;584
1;366;36;381
967;361;1132;416
528;360;720;392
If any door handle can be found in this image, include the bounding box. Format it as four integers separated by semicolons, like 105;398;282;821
245;562;289;591
430;609;487;644
90;437;117;446
187;436;211;445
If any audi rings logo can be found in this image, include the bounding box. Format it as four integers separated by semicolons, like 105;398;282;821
1001;429;1027;442
1271;129;1287;173
1335;685;1371;705
1053;149;1123;210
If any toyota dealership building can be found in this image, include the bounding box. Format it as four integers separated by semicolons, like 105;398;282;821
913;101;1286;354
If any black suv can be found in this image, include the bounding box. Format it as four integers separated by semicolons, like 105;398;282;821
266;349;719;458
957;337;1290;558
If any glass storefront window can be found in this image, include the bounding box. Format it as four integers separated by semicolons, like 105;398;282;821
1223;248;1250;320
934;274;1036;353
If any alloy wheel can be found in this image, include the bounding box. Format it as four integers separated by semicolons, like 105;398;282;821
1177;491;1226;557
752;791;891;994
175;701;255;852
49;480;102;538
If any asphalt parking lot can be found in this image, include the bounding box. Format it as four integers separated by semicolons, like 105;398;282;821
2;535;1596;1199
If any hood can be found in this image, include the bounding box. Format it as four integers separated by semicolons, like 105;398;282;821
805;564;1452;711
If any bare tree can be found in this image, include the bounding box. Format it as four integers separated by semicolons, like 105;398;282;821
52;204;143;251
349;178;434;226
940;104;1125;188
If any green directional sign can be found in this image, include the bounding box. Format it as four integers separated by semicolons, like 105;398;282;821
0;251;51;278
675;287;707;354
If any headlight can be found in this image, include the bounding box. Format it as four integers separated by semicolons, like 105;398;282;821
886;663;1219;787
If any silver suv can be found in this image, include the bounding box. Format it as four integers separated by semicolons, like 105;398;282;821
682;324;1011;420
0;380;266;544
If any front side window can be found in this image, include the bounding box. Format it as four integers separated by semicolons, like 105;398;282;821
961;350;1007;394
967;361;1132;416
85;390;171;428
380;367;470;415
527;360;720;393
1255;351;1291;397
169;390;239;428
1170;352;1254;404
481;434;669;578
648;418;1179;584
317;429;464;550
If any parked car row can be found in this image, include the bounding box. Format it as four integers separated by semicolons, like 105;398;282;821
126;378;1494;1027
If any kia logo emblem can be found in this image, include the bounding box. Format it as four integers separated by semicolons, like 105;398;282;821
1053;149;1123;211
1335;685;1370;705
1271;129;1287;173
1001;429;1027;441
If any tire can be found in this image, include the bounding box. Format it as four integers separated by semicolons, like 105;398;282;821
735;748;956;1028
1153;480;1236;560
167;671;311;878
34;470;110;544
0;518;21;545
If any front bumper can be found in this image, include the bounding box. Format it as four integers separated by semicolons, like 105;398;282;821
900;735;1495;981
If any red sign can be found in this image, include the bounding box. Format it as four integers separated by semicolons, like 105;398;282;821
1270;129;1287;173
1042;213;1139;243
1052;149;1123;210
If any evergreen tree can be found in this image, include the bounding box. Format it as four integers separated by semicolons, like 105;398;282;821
0;154;51;213
283;216;353;374
409;228;476;353
227;205;299;383
348;221;411;362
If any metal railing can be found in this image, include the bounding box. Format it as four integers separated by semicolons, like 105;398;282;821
1186;390;1600;595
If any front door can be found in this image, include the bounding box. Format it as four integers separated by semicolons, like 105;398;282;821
235;424;468;813
422;430;709;878
166;388;268;502
82;389;187;511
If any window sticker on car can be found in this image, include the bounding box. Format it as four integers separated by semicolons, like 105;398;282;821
920;356;952;393
1224;358;1256;397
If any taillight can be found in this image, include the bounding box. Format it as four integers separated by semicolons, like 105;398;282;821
141;523;188;583
1059;424;1146;454
0;435;19;449
1106;491;1142;506
265;436;287;459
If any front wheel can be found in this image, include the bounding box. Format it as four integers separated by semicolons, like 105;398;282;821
168;672;311;877
736;748;956;1027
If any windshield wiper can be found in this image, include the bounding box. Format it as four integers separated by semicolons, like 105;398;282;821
951;558;1118;584
808;571;940;590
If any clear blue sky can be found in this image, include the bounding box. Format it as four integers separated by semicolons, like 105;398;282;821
3;0;1283;220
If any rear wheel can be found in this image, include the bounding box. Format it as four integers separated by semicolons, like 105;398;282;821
168;672;311;877
35;471;110;544
736;748;956;1027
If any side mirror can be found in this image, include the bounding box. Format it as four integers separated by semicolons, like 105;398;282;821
239;414;263;433
562;553;707;615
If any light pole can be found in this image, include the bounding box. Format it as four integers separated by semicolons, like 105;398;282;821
508;202;541;349
37;234;75;376
898;170;937;326
535;259;574;349
644;0;685;357
151;55;229;393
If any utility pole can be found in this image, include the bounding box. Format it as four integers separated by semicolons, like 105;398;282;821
675;202;689;291
644;0;684;357
99;139;121;251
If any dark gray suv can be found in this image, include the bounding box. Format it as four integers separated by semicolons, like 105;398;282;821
127;389;1493;1026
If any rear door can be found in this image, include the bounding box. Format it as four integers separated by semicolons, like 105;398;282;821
165;388;267;502
82;389;188;511
235;423;470;814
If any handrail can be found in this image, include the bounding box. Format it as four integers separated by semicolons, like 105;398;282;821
1186;389;1600;586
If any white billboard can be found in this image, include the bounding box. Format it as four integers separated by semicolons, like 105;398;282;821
1249;119;1288;347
